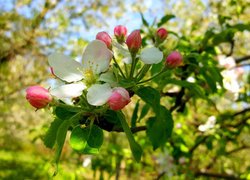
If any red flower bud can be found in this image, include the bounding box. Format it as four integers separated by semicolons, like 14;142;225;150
26;86;52;109
114;25;127;43
126;30;142;54
107;87;131;111
165;51;183;68
156;28;168;42
96;31;112;49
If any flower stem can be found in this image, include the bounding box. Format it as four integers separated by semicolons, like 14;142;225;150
137;67;167;85
113;57;126;78
135;64;151;81
129;54;138;79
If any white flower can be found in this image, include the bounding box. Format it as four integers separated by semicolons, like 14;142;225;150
139;47;163;64
113;41;163;64
198;116;216;132
48;40;113;106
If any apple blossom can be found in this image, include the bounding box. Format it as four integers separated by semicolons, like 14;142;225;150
107;87;131;110
96;31;112;49
126;30;142;54
26;85;52;109
114;25;127;43
48;40;113;106
165;51;183;68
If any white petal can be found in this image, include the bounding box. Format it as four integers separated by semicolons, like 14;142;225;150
87;83;112;106
98;71;118;87
140;47;163;64
82;40;113;74
48;53;84;82
50;82;86;99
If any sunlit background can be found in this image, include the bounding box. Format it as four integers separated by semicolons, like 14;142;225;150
0;0;249;179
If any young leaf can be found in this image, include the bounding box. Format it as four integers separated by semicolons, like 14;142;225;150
131;100;140;128
43;118;64;149
146;106;173;150
136;86;160;113
70;125;88;151
157;14;175;27
87;125;104;148
140;12;149;27
117;111;142;162
54;112;83;166
139;103;150;122
54;106;76;120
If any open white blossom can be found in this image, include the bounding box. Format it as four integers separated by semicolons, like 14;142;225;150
198;116;216;132
48;40;113;106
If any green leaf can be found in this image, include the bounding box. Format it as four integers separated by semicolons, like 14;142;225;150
157;14;175;27
162;78;206;99
70;125;88;151
131;100;140;128
140;12;149;27
43;118;64;149
139;103;150;122
54;106;76;120
146;106;173;150
87;125;104;148
136;86;160;113
54;112;83;166
117;111;142;162
82;144;100;155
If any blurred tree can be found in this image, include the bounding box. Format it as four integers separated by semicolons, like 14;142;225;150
0;0;249;179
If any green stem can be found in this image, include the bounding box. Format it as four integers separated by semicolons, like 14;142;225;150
56;102;82;112
137;68;167;85
135;64;151;81
117;111;142;162
113;57;126;78
129;54;138;79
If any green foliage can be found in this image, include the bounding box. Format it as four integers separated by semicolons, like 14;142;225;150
146;106;173;150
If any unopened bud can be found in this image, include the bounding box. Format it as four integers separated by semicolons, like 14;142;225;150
156;28;168;43
26;86;52;109
114;25;127;43
107;87;131;111
165;51;183;68
126;30;142;54
96;31;112;49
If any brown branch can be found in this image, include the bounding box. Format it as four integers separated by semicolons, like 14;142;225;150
189;136;208;154
233;107;250;117
226;145;250;155
195;171;239;179
112;126;147;133
235;55;250;64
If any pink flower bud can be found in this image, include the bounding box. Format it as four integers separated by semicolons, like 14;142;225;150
165;51;183;68
114;25;127;43
126;30;142;53
107;87;131;111
156;28;168;42
26;85;52;109
96;31;112;49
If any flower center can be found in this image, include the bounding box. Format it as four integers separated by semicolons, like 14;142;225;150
84;69;97;87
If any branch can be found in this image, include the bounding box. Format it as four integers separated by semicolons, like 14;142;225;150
226;145;250;155
233;107;250;117
112;126;147;133
195;171;239;179
189;136;208;154
235;55;250;64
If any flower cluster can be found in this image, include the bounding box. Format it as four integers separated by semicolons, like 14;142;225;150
26;26;183;111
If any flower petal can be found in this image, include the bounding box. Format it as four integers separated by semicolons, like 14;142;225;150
140;47;163;64
98;71;118;87
87;83;112;106
82;40;113;74
48;53;84;82
50;82;86;99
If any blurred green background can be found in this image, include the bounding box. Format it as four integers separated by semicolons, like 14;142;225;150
0;0;250;179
